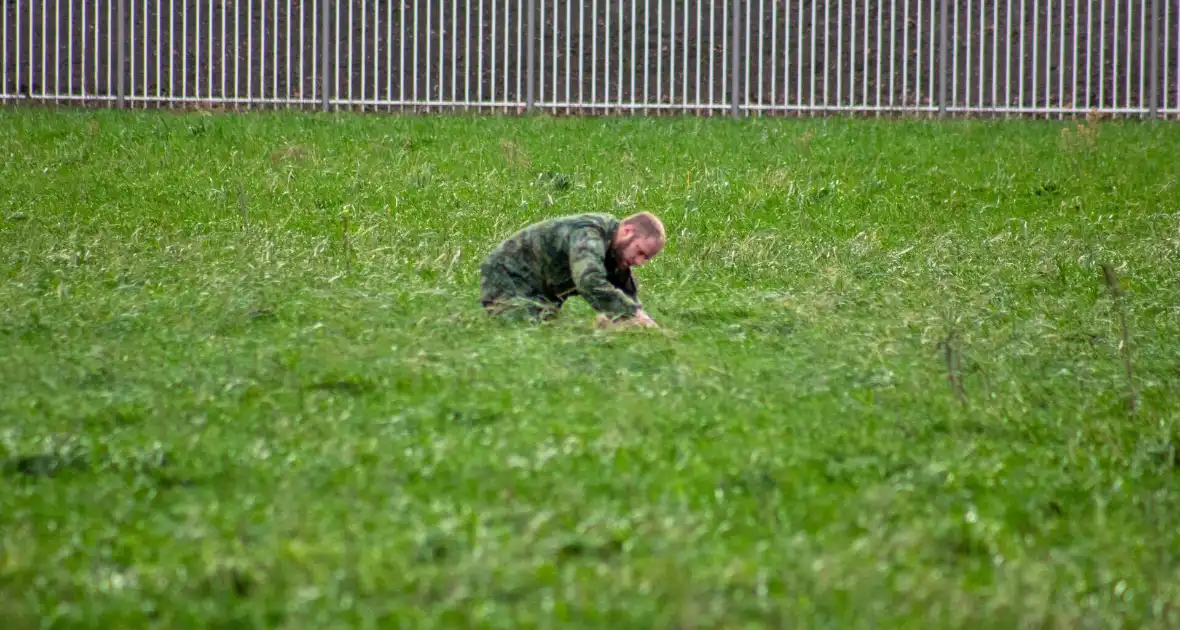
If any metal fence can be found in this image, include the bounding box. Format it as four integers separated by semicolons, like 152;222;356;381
2;0;1178;118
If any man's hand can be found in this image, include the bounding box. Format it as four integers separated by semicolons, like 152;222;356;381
633;310;659;328
595;310;659;329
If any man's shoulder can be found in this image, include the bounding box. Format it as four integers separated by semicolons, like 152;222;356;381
540;213;619;236
490;213;617;254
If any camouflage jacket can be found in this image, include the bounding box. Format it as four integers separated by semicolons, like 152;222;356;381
480;213;642;318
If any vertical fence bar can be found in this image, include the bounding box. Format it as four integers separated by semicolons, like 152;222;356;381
1062;0;1071;118
194;0;200;101
579;0;584;108
503;0;509;110
234;0;240;104
1163;0;1170;115
128;0;134;104
954;0;960;109
938;0;947;115
16;0;21;102
1101;0;1106;110
1113;0;1119;110
287;0;292;105
360;0;366;107
211;0;216;104
110;0;115;101
527;0;535;110
415;1;420;105
913;0;919;108
771;0;777;110
993;0;998;109
117;0;125;107
701;0;706;112
665;0;673;110
689;0;698;112
745;0;751;111
1132;0;1142;116
595;0;600;106
822;0;827;109
1046;0;1052;116
876;0;883;111
669;0;675;110
1032;0;1038;114
904;0;911;107
731;0;740;117
426;0;432;105
569;0;573;112
837;0;842;109
1085;0;1092;112
517;0;523;108
142;0;148;104
41;0;47;101
635;0;640;112
809;0;815;108
2;0;7;103
717;0;726;110
627;0;637;111
788;0;797;109
1125;0;1131;111
654;0;659;107
368;0;376;109
863;0;868;109
1095;0;1104;110
245;0;251;104
1019;0;1025;112
644;0;649;108
929;0;935;105
56;0;62;102
455;0;461;107
465;0;471;108
697;0;703;113
85;0;89;103
221;0;227;104
322;0;330;110
890;0;897;109
1073;0;1079;114
979;0;985;111
67;0;73;101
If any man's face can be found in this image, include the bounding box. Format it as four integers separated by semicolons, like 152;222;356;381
614;231;663;269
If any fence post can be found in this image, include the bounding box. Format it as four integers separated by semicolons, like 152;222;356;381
938;0;948;117
527;0;536;112
321;0;331;111
1149;0;1159;119
117;0;126;108
731;0;741;119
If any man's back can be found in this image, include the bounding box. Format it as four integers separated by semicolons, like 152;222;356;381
482;213;626;299
479;213;641;320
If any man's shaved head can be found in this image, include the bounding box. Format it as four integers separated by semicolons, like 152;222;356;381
621;212;666;243
613;212;666;270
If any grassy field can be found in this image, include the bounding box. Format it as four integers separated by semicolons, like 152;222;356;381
1;107;1179;629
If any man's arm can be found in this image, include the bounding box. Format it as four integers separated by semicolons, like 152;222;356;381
568;229;642;318
614;267;639;301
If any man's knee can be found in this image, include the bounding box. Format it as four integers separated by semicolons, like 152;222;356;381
482;295;559;322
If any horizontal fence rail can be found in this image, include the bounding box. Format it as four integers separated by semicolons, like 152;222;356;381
2;1;1177;118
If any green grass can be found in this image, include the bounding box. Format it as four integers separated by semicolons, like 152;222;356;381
2;107;1179;629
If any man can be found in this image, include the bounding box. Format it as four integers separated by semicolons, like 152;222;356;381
479;211;665;327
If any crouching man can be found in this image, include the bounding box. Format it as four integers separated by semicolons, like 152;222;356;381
478;211;665;328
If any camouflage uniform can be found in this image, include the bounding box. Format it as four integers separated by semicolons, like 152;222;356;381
479;213;642;322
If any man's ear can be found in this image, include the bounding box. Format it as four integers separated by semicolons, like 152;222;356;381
618;223;634;240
